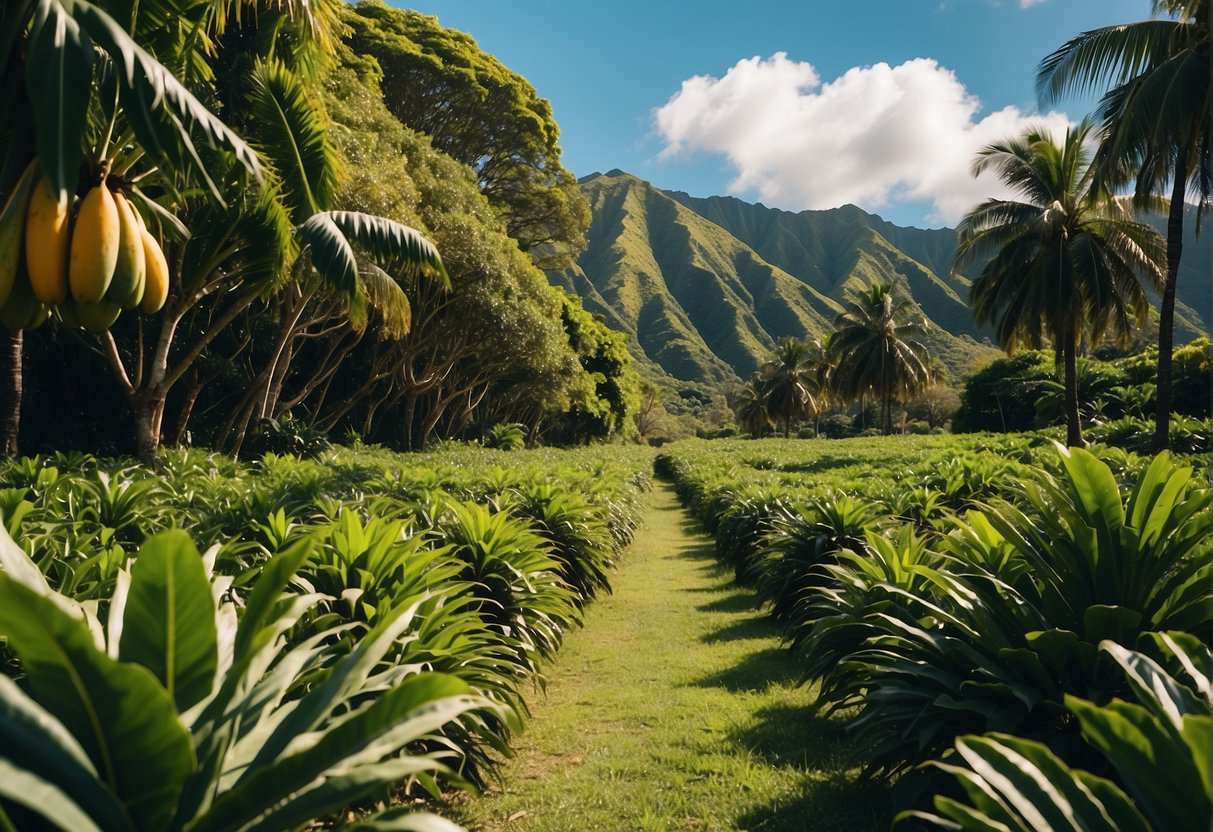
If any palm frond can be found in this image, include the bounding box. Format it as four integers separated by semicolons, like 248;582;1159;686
246;57;341;222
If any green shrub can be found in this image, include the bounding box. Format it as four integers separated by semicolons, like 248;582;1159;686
0;528;481;831
795;447;1211;774
906;634;1212;832
483;423;527;450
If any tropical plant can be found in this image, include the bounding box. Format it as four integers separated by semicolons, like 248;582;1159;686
905;634;1212;831
1037;0;1211;452
732;378;772;438
437;502;579;679
830;283;932;435
795;446;1211;773
484;423;527;450
0;525;483;831
954;121;1166;447
758;337;818;439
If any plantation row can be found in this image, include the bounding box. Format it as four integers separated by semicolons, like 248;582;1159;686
0;445;651;830
656;436;1212;831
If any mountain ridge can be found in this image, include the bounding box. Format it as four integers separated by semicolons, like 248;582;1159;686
554;170;1210;390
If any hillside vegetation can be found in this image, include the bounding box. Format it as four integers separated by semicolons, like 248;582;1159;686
552;171;1210;390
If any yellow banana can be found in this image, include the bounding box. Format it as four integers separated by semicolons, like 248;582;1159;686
140;224;169;314
24;170;71;304
108;191;146;309
69;180;120;303
0;161;39;310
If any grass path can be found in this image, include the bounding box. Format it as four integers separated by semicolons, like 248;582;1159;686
448;484;891;832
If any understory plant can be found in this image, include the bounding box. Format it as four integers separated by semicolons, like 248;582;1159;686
0;527;484;831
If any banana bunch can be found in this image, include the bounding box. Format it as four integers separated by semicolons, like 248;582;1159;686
0;159;170;334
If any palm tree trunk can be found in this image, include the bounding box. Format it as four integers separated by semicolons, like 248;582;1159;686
1153;144;1189;452
0;331;22;457
1063;331;1083;447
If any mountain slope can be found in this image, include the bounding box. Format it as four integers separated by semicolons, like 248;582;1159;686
551;171;1210;389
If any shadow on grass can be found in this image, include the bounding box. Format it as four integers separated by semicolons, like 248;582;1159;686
699;613;780;644
730;702;860;769
692;646;800;691
736;774;894;832
696;592;763;615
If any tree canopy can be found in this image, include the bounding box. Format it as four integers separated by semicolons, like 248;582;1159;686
340;0;590;270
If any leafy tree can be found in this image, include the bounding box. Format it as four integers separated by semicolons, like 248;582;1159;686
633;378;667;439
830;284;932;435
551;294;640;444
954;122;1165;446
0;0;266;456
906;387;962;430
340;0;590;269
952;351;1057;433
279;62;592;449
1037;0;1210;451
758;337;818;439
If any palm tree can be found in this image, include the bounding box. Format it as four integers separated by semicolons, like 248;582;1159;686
831;284;932;435
733;378;772;438
758;337;817;438
1037;0;1210;450
954;122;1166;447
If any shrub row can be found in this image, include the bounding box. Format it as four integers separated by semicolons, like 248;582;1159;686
0;444;651;831
656;435;1211;831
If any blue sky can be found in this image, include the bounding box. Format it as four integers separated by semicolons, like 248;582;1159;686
402;0;1148;228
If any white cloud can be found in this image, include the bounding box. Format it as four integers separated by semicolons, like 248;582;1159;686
1019;0;1050;8
653;54;1072;224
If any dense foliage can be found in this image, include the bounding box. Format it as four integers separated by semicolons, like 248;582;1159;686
0;444;651;828
656;435;1211;828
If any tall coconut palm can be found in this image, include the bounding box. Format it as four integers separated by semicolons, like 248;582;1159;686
1037;0;1210;451
831;284;932;435
758;337;818;439
954;121;1166;447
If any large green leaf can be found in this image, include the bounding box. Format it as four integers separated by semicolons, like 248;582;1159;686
0;676;132;831
0;759;103;832
1067;694;1210;831
908;732;1151;832
24;0;93;200
246;57;339;223
22;0;263;201
0;574;194;831
193;674;477;832
118;531;219;713
298;210;449;299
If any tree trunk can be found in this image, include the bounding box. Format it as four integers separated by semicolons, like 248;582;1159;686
0;331;22;457
134;391;166;465
1153;144;1189;452
1063;332;1083;448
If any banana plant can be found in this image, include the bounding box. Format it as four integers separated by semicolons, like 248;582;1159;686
0;522;485;831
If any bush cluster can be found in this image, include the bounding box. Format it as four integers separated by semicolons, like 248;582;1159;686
0;444;651;830
657;435;1211;830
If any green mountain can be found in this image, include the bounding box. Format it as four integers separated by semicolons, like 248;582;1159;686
550;170;1210;389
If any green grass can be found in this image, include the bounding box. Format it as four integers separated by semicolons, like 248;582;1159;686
447;483;890;832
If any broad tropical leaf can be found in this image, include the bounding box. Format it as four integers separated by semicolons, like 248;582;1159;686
117;531;218;713
24;0;263;201
0;574;195;831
